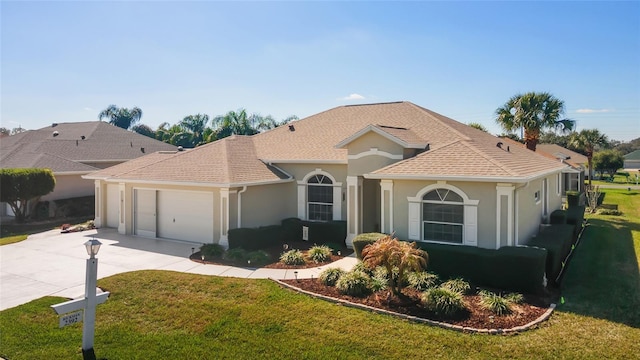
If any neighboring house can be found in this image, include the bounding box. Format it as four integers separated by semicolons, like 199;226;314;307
0;121;176;216
85;102;568;250
624;150;640;170
534;144;587;194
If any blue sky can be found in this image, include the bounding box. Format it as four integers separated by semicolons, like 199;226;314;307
2;1;639;141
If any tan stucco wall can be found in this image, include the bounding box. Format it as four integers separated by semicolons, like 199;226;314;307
348;156;399;176
345;131;405;156
42;174;94;201
239;182;297;228
390;180;498;249
516;173;563;244
276;163;348;220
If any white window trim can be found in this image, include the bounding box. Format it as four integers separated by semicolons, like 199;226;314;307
407;183;479;246
297;169;342;221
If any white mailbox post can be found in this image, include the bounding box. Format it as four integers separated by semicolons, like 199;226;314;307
51;239;109;360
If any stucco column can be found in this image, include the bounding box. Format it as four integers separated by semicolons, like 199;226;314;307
93;180;102;228
496;184;515;249
345;176;360;248
219;188;230;249
117;182;126;234
380;180;394;234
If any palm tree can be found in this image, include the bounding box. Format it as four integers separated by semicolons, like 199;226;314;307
98;105;143;130
569;129;609;186
131;124;155;138
211;109;258;139
495;92;574;151
362;235;428;296
179;114;210;147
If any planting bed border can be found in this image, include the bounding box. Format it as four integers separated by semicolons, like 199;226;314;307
273;279;556;335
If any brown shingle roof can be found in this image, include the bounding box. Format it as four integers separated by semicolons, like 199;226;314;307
0;122;177;172
85;136;291;186
87;101;567;185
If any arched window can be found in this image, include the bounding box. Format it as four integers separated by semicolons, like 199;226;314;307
307;174;333;221
422;188;464;244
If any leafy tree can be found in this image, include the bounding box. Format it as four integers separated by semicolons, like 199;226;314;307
495;92;574;151
131;124;156;138
11;126;27;135
211;109;259;139
362;235;428;296
569;129;609;186
613;137;640;155
0;127;11;137
539;130;571;148
593;149;624;180
0;168;56;223
468;122;488;132
98;105;143;130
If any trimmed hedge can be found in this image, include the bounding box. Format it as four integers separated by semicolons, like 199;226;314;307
566;191;581;208
414;242;548;295
550;209;567;224
566;205;586;238
353;232;386;260
228;225;283;250
527;224;575;284
281;218;347;246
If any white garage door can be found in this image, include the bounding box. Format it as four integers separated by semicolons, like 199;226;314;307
157;190;214;243
134;189;156;238
106;184;120;228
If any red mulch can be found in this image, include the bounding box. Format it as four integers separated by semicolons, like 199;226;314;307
281;278;552;330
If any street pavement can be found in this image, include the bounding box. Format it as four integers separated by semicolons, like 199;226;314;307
0;228;358;311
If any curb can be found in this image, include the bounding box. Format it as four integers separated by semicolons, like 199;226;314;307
272;278;556;335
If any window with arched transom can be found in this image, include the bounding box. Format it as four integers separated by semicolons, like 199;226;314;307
307;174;333;221
422;188;464;244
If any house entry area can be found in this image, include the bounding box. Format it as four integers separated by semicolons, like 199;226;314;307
132;189;214;243
361;179;381;233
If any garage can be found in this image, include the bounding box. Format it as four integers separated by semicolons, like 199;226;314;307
156;190;214;243
106;184;120;228
134;189;156;238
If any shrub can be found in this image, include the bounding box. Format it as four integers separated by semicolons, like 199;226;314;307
225;248;249;262
441;278;471;295
415;242;548;295
247;250;271;266
369;275;388;292
281;218;302;243
479;291;512;315
407;271;440;291
352;232;386;260
550;209;566;224
307;245;332;263
301;220;347;245
200;244;225;259
566;191;580;208
335;271;371;297
421;287;467;316
597;209;622;216
505;292;524;304
527;224;575;284
319;268;345;286
352;261;375;276
228;225;283;251
280;249;305;265
362;235;428;296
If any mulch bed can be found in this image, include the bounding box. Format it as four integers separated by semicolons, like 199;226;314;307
281;278;553;330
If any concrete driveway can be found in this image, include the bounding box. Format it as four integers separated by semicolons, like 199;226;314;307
0;228;357;311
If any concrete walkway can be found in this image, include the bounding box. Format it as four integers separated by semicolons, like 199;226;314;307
0;228;358;311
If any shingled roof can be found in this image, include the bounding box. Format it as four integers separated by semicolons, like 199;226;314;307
86;101;567;185
0;121;177;173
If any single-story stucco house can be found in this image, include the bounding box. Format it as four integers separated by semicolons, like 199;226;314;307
84;101;568;250
624;149;640;170
530;143;587;194
0;121;176;216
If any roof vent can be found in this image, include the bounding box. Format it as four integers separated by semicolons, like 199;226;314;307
81;135;86;140
130;141;133;147
507;146;510;152
425;144;430;151
496;142;503;149
52;123;58;127
141;147;145;153
53;131;59;137
288;125;295;132
178;146;184;151
76;140;79;146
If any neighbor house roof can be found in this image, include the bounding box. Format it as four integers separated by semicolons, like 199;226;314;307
624;149;640;160
0;121;177;173
86;102;567;185
535;144;588;168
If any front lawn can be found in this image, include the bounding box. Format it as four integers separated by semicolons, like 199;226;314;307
1;189;638;359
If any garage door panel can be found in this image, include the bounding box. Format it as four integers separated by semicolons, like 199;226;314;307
134;189;156;238
106;184;119;228
157;191;213;243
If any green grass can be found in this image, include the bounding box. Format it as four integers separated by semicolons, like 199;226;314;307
1;190;639;359
591;173;640;185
